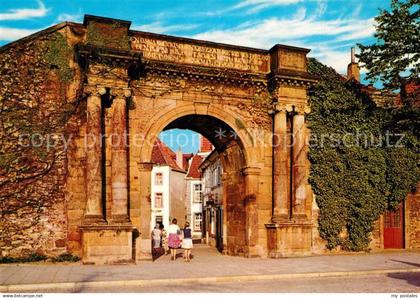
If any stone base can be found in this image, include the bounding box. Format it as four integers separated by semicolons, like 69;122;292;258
246;245;265;258
265;221;312;257
80;224;134;264
135;238;153;261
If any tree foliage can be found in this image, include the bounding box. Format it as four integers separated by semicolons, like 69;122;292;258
357;0;419;102
307;58;420;251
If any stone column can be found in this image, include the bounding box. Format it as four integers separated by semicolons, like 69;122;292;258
137;161;153;260
272;104;290;221
84;86;106;223
110;88;131;223
292;106;310;218
243;166;261;257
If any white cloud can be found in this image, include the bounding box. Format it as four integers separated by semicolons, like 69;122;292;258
195;0;300;16
56;13;83;23
191;7;375;73
233;0;301;13
335;19;375;41
194;17;374;48
0;1;48;21
132;22;198;34
0;27;37;41
311;47;351;74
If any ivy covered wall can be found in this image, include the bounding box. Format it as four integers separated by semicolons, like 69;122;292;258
307;58;420;251
0;28;83;258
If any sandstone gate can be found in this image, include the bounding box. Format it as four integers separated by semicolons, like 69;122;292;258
1;15;320;264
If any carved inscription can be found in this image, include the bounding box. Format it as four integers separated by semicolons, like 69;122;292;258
130;36;269;73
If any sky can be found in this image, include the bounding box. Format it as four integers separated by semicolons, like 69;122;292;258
0;0;392;153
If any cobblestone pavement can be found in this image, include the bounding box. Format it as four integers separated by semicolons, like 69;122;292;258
1;245;419;292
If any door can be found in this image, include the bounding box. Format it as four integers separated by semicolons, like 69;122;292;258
216;207;223;253
384;203;404;249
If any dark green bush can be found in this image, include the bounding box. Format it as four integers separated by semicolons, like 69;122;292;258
51;252;80;262
308;58;420;251
0;252;80;263
0;253;47;263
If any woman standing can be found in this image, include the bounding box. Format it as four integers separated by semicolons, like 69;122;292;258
182;221;193;262
159;223;169;255
151;223;162;260
167;218;181;261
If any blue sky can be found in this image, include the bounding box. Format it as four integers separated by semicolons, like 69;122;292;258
0;0;392;153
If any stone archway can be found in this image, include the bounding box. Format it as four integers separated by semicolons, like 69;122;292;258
134;107;261;259
64;15;318;264
138;104;254;165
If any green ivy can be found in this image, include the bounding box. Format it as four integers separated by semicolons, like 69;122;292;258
86;21;130;50
0;253;47;263
51;252;80;263
45;32;74;82
307;58;420;251
0;252;80;263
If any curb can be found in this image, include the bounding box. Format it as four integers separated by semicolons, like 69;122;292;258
1;268;420;292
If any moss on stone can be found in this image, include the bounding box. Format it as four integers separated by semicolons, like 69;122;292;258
86;21;130;50
45;32;74;83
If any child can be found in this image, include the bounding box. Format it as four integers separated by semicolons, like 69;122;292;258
182;221;193;262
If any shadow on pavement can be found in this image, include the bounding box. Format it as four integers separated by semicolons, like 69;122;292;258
390;259;420;268
387;272;420;288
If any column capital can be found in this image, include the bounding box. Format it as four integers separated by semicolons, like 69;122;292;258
241;166;261;176
84;85;107;97
294;105;311;115
111;88;132;99
269;103;292;115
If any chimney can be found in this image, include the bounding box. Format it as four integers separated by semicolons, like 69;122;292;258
176;147;183;169
347;47;360;82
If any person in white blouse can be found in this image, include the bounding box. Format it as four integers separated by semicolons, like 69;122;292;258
167;218;181;260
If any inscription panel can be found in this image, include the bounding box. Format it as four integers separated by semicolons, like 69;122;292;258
130;35;269;73
280;51;306;71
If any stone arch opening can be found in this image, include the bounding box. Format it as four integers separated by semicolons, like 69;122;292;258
145;113;251;256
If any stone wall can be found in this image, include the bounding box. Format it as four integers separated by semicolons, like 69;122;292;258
169;170;187;227
406;187;420;249
220;142;247;256
0;25;83;257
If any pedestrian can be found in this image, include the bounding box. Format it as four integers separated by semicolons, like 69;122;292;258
151;223;162;260
182;221;193;262
168;218;181;261
159;223;169;255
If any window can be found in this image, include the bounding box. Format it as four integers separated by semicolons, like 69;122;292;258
155;216;163;225
385;210;401;228
155;172;163;185
154;193;163;209
216;166;222;186
193;184;202;203
394;212;401;228
385;212;391;228
212;168;217;187
194;213;202;231
214;193;219;204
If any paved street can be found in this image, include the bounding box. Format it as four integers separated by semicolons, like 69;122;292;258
1;245;419;293
48;272;420;293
